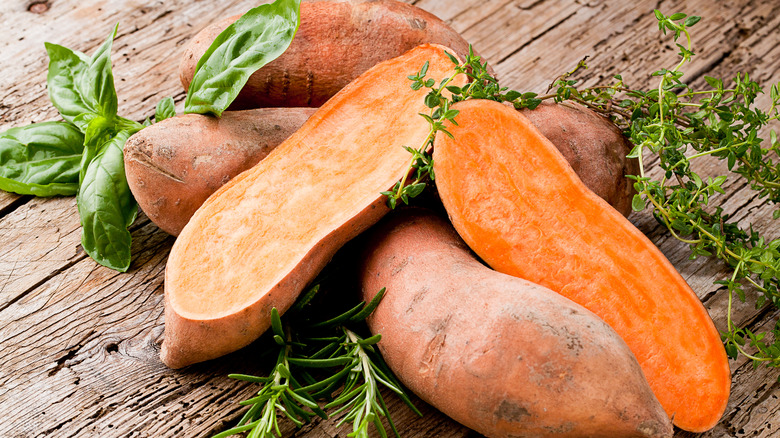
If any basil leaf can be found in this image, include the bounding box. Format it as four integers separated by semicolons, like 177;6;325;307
80;24;119;119
0;121;85;196
155;97;176;122
45;43;91;126
79;115;115;185
77;129;140;272
184;0;301;116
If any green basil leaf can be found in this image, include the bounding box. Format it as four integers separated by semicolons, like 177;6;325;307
80;24;119;119
0;121;85;196
77;129;140;272
79;115;115;185
155;97;176;122
44;43;91;126
184;0;301;116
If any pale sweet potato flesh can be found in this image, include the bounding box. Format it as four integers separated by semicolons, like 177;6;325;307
433;99;730;432
161;44;465;369
180;0;478;108
360;209;672;438
124;108;315;236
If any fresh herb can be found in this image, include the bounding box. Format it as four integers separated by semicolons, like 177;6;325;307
0;122;84;196
0;1;301;271
401;12;780;368
155;97;176;123
184;0;302;117
77;129;141;271
215;286;419;438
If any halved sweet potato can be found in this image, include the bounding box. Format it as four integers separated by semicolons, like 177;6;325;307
180;0;478;108
433;99;730;432
124;108;315;236
360;209;672;438
160;44;466;369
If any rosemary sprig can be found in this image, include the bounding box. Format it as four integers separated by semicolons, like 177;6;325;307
213;308;326;438
325;327;420;438
214;286;419;438
399;11;780;368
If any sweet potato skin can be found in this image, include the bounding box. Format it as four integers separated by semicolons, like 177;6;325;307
179;0;477;108
360;209;672;438
520;101;638;217
123;108;314;236
161;44;467;369
433;99;731;432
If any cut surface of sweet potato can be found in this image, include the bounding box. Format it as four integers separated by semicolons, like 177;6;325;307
433;99;730;433
161;44;465;369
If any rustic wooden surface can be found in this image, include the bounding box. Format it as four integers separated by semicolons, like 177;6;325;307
1;0;779;437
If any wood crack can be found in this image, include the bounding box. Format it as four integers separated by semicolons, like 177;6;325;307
0;253;87;313
0;194;31;220
495;11;578;65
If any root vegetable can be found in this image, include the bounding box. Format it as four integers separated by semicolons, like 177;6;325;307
123;108;315;236
179;0;477;108
160;44;466;369
359;208;673;438
432;99;731;432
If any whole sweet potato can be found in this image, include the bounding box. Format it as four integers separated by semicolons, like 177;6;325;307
123;108;315;236
360;209;672;438
180;0;478;108
519;101;638;216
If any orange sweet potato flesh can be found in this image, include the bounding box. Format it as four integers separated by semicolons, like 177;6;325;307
179;0;478;108
161;44;466;369
124;108;315;236
433;99;731;433
360;209;673;438
519;102;638;217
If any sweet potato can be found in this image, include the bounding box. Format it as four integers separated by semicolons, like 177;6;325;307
123;108;315;236
179;0;477;108
160;44;466;369
360;209;672;438
432;99;731;432
519;101;638;217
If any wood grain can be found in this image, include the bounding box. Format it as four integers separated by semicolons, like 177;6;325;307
1;0;779;437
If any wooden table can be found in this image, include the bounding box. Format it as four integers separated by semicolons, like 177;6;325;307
1;0;779;437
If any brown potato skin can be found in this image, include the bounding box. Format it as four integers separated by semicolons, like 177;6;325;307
180;0;478;108
520;101;639;217
360;209;673;438
124;108;315;235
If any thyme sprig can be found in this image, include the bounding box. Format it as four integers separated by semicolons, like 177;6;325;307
214;286;418;438
398;11;780;368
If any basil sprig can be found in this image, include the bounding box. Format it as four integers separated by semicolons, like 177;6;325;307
1;0;301;271
184;0;301;116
